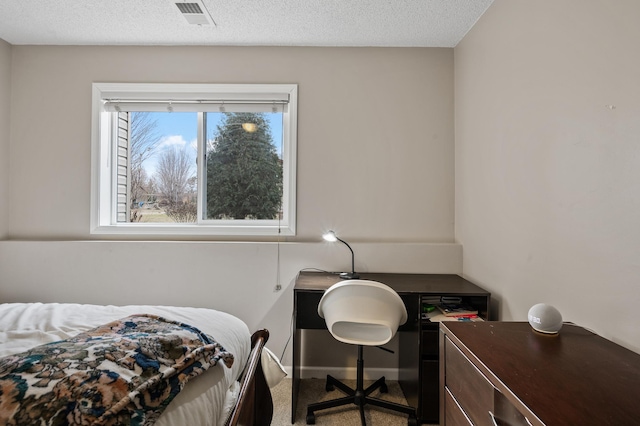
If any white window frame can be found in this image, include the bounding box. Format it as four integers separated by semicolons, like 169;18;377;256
90;83;297;237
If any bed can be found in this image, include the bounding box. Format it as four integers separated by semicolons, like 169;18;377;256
0;303;274;426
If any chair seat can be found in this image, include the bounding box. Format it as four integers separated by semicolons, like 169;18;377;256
318;279;408;346
307;280;417;426
331;321;392;345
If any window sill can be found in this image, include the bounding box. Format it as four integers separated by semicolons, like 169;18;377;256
90;223;294;237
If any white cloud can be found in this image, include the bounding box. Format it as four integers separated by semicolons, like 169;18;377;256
158;135;188;149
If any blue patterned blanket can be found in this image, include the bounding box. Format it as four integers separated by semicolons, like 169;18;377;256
0;314;234;425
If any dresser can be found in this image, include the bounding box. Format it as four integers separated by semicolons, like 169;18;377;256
439;321;640;425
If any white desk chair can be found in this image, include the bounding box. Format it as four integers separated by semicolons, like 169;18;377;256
306;280;418;426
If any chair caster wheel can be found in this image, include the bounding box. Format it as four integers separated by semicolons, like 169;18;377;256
306;413;316;424
326;383;335;392
380;382;388;393
407;415;418;426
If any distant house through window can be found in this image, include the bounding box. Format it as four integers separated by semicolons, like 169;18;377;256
91;83;297;236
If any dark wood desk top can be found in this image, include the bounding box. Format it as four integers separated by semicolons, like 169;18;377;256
441;321;640;425
295;271;490;295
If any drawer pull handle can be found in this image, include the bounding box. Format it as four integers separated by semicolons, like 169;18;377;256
489;411;498;426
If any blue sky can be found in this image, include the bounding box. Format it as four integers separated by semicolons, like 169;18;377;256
143;112;283;177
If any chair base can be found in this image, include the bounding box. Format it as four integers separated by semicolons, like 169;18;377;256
306;346;417;426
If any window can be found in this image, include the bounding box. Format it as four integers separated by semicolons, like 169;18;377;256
91;83;297;236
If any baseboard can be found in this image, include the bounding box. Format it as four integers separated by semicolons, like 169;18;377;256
282;365;399;381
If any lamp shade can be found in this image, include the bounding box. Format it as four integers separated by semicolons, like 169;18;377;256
322;231;338;242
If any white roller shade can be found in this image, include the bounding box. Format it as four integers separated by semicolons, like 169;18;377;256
103;100;287;113
99;83;292;113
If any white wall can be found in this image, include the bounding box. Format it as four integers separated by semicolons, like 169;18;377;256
0;39;10;239
1;46;458;370
455;0;640;353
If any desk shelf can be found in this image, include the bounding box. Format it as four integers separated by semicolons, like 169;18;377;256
399;293;490;423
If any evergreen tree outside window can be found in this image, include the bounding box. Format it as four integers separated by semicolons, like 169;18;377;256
205;112;283;220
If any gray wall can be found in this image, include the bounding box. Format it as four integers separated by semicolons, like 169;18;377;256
7;46;454;241
0;39;10;239
0;46;457;374
455;0;640;353
5;0;639;374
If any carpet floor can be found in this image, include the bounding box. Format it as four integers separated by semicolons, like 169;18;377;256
270;378;418;426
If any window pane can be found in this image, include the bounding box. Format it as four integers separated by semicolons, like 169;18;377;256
129;111;198;223
92;83;296;236
204;112;284;220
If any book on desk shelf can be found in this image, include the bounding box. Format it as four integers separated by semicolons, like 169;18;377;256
437;303;478;317
423;310;483;322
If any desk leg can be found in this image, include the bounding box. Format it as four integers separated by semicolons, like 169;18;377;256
292;325;301;423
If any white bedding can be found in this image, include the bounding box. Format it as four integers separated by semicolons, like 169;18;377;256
0;303;251;426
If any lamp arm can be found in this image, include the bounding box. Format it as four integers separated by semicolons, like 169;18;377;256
336;237;356;275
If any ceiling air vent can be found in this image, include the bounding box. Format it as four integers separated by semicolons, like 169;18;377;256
175;2;214;25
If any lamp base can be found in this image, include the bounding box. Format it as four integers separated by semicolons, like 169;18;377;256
339;272;360;280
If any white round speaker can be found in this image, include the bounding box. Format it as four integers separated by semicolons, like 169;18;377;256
528;303;563;334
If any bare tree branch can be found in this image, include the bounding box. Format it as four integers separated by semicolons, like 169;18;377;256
156;147;194;204
129;112;161;215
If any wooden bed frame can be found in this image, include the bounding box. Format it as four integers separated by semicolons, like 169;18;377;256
225;329;274;426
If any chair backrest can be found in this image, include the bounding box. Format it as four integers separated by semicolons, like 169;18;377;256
317;280;408;346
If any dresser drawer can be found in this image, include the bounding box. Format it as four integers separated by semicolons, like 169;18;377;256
445;336;494;426
445;387;473;425
493;388;530;426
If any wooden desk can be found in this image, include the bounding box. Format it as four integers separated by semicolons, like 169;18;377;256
440;322;640;425
292;271;491;424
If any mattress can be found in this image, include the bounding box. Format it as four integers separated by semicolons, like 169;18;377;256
0;303;251;426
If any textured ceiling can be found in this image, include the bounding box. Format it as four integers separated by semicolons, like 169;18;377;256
0;0;494;47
